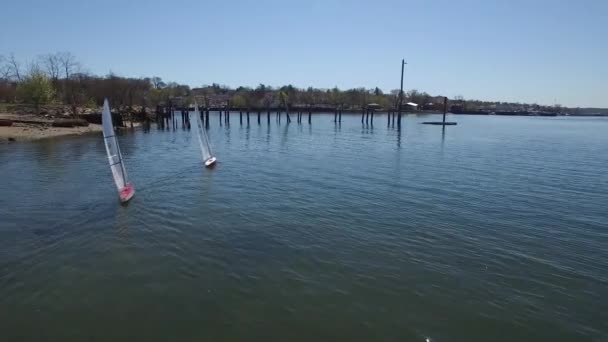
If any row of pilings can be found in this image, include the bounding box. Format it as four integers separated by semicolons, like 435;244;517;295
154;105;415;129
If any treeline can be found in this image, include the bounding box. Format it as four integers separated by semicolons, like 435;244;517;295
191;83;447;111
0;52;193;114
0;52;564;115
0;52;442;113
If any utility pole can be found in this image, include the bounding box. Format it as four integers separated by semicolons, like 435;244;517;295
397;59;407;127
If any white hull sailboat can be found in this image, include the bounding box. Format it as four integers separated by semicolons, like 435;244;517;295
102;99;134;202
193;102;217;168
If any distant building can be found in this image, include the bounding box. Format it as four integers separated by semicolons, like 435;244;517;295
403;102;419;111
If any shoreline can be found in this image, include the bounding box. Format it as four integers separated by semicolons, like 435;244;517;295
0;122;103;143
0;113;144;143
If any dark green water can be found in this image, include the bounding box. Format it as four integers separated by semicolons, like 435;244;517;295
1;114;607;341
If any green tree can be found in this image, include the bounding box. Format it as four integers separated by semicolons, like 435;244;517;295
17;70;55;114
230;93;247;108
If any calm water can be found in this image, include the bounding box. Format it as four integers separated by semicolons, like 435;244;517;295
1;113;607;341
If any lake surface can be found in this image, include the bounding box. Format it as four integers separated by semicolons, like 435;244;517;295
1;113;607;341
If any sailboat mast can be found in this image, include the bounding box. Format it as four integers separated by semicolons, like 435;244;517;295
114;134;127;185
203;127;213;156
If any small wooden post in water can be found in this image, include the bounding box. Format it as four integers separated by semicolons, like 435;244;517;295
246;110;250;124
339;106;342;122
257;110;261;124
443;96;447;124
240;110;243;124
283;97;291;123
361;107;365;123
371;109;374;124
267;109;271;124
334;108;338;122
308;108;311;124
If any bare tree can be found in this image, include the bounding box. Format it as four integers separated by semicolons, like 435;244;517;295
58;52;78;79
0;55;9;80
39;53;60;82
57;52;81;112
7;53;22;82
69;71;93;115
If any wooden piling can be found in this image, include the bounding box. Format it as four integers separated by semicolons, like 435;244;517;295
240;110;243;124
443;96;447;124
284;102;291;123
334;108;338;122
246;110;250;124
257;110;261;124
371;109;374;124
308;109;311;124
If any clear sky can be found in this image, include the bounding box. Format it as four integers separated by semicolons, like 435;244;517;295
2;0;606;107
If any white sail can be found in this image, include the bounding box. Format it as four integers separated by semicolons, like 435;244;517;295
193;103;213;162
102;99;128;191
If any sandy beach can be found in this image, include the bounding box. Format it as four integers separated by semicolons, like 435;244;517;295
0;113;102;143
0;123;102;142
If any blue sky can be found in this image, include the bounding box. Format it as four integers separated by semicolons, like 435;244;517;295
2;0;606;107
